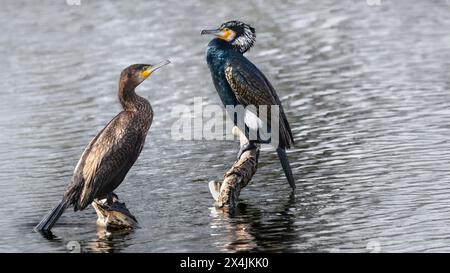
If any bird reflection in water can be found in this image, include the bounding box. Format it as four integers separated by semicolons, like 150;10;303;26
209;192;297;252
86;226;134;253
35;226;134;253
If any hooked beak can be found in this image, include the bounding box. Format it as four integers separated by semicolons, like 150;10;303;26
142;60;171;78
201;28;220;36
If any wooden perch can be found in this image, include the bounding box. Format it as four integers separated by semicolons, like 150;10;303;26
209;126;259;210
92;194;138;231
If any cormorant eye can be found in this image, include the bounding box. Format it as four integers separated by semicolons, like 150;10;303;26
223;27;230;32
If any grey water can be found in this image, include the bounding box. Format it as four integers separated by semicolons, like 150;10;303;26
1;0;450;252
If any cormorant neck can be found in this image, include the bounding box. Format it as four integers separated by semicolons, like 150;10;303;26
208;38;234;52
118;81;149;112
208;38;252;54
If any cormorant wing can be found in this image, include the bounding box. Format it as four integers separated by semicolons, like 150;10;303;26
224;57;294;148
65;112;145;210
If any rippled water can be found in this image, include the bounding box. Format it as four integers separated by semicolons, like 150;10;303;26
1;0;450;252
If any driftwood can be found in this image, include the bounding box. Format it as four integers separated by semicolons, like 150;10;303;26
209;126;259;210
92;194;138;231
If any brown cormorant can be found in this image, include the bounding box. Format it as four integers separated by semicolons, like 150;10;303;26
35;60;170;232
201;20;295;190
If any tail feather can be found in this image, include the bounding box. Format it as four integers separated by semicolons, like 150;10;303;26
34;200;68;232
277;148;296;190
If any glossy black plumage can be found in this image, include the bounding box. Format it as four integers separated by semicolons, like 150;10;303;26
224;56;294;149
35;62;169;232
202;21;295;189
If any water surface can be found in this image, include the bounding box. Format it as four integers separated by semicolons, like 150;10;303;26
1;0;450;252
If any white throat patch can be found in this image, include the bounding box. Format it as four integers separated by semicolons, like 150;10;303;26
231;25;255;53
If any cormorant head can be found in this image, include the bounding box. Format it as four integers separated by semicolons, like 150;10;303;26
201;20;256;54
120;60;170;88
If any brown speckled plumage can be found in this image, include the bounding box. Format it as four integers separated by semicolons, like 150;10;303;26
35;63;164;232
64;75;153;210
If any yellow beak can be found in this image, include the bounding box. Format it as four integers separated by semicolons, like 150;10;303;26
201;28;233;41
141;60;171;78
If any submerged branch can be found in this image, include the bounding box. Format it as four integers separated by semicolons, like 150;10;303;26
209;126;259;211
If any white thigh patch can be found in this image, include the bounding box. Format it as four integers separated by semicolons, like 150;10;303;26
244;110;263;130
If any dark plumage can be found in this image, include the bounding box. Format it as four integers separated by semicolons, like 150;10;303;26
35;61;170;232
202;21;295;189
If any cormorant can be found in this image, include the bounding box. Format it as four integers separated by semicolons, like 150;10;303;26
35;60;170;232
201;20;295;190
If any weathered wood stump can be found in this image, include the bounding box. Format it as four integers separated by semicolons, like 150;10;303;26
209;126;259;210
92;194;138;231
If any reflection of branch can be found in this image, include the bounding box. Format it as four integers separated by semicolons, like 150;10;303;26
209;126;259;210
92;194;138;231
209;192;297;252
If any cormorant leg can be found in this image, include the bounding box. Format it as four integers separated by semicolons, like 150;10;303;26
237;141;257;159
93;198;109;211
107;193;115;205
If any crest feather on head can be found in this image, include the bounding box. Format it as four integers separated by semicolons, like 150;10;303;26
221;20;256;53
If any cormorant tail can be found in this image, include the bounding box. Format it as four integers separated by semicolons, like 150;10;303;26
34;200;68;232
277;147;296;190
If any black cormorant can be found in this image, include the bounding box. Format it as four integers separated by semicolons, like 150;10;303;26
201;20;295;190
35;60;170;232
